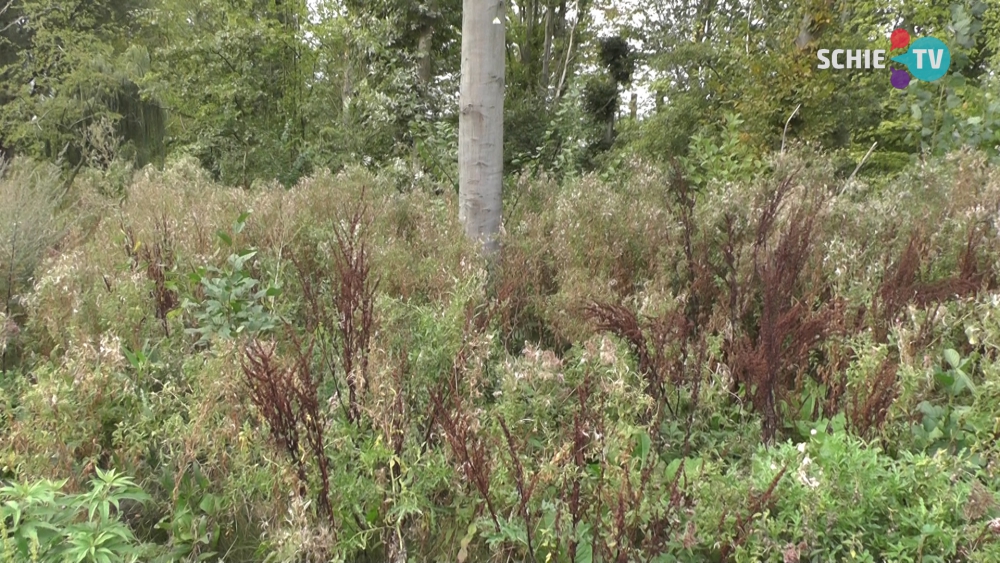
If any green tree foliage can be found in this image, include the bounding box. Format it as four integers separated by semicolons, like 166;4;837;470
619;0;999;174
0;0;165;169
141;0;313;186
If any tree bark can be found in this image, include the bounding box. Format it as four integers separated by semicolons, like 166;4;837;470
417;27;433;85
540;3;553;96
459;0;505;255
554;7;576;105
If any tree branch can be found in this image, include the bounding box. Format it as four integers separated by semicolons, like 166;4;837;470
780;103;801;154
0;0;18;34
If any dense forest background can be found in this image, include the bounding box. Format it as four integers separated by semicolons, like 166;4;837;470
2;0;997;186
2;1;1000;562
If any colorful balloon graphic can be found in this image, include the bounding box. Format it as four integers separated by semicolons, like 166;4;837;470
890;68;911;89
890;28;911;51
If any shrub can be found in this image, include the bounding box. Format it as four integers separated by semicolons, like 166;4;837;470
181;212;282;345
728;425;997;563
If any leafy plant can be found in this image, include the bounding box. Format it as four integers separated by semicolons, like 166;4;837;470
0;469;151;563
911;348;989;459
679;113;766;188
181;212;282;344
152;468;222;562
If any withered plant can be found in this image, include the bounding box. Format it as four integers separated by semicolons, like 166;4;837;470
289;192;380;425
498;415;540;562
119;213;179;336
493;241;560;353
430;357;501;531
585;303;694;416
717;464;788;562
240;337;335;523
331;197;380;423
847;359;899;438
727;177;840;444
140;215;179;335
872;224;993;344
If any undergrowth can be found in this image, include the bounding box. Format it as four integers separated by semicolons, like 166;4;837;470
1;149;1000;562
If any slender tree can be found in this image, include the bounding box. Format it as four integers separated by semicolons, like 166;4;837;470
458;0;505;255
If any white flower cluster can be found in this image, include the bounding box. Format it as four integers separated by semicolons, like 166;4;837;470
796;440;820;489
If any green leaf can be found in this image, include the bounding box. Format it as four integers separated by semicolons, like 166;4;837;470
634;431;652;468
216;231;232;247
665;458;683;481
800;393;816;421
934;370;955;389
457;523;477;563
198;494;217;514
944;349;961;369
954;370;977;395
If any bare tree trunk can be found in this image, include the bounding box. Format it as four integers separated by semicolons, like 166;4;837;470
459;0;505;255
553;1;578;105
540;3;553;96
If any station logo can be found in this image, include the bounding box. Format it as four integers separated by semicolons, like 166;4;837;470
816;28;951;89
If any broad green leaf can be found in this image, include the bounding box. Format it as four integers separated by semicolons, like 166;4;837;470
634;431;652;468
943;349;961;369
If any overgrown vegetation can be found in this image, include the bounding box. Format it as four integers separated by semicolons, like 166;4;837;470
1;146;1000;562
2;0;1000;560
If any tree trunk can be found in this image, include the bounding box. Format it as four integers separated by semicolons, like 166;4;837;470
417;27;433;85
540;3;553;96
459;0;505;255
522;0;534;70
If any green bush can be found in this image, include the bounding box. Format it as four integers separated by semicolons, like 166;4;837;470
181;212;282;345
726;423;997;562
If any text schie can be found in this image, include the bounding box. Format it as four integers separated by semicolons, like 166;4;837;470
816;49;887;69
817;48;949;71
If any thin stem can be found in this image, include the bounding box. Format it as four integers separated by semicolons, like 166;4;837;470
841;141;878;195
781;104;801;154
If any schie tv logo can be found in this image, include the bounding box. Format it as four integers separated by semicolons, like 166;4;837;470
816;28;951;89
